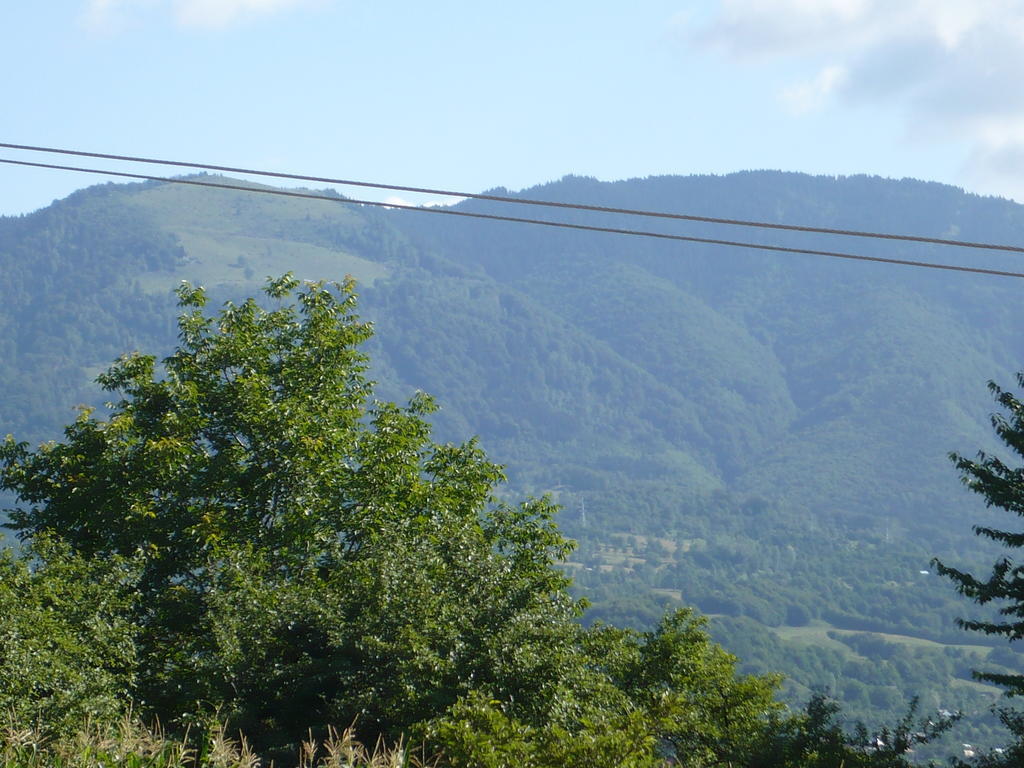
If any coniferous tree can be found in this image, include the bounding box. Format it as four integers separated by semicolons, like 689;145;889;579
935;374;1024;695
934;374;1024;766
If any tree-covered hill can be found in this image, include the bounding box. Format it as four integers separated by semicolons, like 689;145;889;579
7;171;1019;530
402;172;1024;535
3;170;1024;754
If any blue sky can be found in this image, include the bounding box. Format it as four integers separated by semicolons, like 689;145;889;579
2;1;1021;216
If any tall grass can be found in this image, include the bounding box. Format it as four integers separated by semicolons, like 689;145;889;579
0;719;433;768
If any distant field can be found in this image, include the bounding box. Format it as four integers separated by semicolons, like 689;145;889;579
136;229;388;294
771;620;995;656
764;621;1003;696
121;176;390;293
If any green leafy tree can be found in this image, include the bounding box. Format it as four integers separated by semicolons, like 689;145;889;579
0;537;139;737
1;276;578;747
747;694;952;768
0;276;784;764
6;274;942;767
430;609;783;768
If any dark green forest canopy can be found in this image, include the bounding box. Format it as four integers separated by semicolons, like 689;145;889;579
3;171;1024;757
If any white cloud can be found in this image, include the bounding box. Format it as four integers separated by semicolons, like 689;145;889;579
694;0;1024;199
84;0;323;29
781;65;847;114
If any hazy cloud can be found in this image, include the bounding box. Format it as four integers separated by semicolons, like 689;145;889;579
175;0;316;28
964;139;1024;201
695;0;1024;199
781;65;847;114
85;0;322;29
84;0;156;31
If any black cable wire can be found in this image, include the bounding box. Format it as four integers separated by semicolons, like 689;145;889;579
3;140;1024;256
3;156;1024;280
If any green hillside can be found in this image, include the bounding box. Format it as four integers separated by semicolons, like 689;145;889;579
3;170;1024;756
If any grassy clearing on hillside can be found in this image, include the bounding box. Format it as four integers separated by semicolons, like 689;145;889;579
122;177;391;293
149;228;389;291
771;621;995;657
126;177;361;233
768;623;1004;697
769;623;865;655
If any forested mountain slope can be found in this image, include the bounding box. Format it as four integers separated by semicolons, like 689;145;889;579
401;173;1023;535
6;172;1018;530
3;170;1024;753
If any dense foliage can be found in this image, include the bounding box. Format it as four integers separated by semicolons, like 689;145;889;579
0;277;961;766
4;171;1024;756
0;277;787;765
0;537;138;735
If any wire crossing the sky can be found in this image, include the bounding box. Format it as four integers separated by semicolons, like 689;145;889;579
4;156;1024;280
4;140;1024;256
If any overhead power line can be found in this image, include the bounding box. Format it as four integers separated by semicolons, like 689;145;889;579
3;140;1024;256
3;156;1023;280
